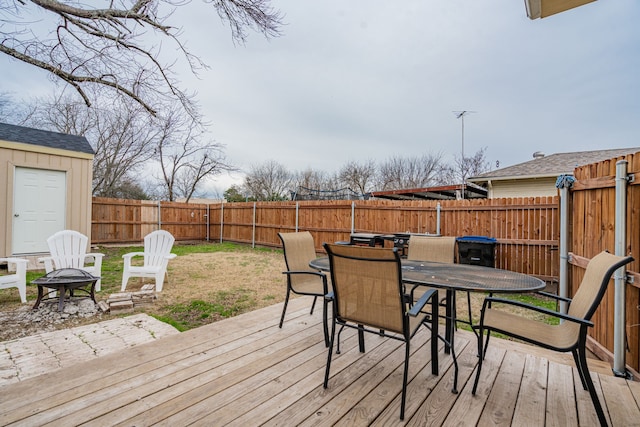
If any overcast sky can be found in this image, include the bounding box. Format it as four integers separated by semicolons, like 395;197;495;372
2;1;639;195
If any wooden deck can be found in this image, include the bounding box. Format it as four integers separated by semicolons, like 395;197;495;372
1;297;640;426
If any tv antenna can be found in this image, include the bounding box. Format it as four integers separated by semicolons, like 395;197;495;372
453;110;476;159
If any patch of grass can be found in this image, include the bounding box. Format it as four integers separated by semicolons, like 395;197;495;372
159;288;257;331
94;242;281;295
149;314;190;332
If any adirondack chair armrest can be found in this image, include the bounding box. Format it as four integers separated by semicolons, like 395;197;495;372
85;252;104;264
0;258;27;275
122;252;145;261
165;253;177;260
38;256;55;273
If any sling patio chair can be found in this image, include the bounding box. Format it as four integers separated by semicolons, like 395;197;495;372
406;235;457;306
322;243;440;420
278;231;330;347
472;251;634;427
405;235;463;345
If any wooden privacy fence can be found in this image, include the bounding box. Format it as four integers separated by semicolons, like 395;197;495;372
569;152;640;375
92;151;640;377
92;196;559;283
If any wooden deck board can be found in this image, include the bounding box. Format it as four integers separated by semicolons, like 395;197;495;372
1;296;639;426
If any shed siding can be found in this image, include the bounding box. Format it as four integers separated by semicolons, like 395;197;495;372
0;144;93;257
489;177;558;198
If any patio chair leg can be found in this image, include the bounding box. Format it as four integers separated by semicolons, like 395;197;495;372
322;296;329;347
572;348;589;390
400;341;410;420
430;295;439;376
324;315;337;388
357;324;365;353
578;346;609;427
310;295;317;315
279;288;291;328
472;327;485;395
337;324;346;354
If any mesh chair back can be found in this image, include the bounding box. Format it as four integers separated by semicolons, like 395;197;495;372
279;232;320;288
325;244;405;334
407;236;456;263
568;251;633;322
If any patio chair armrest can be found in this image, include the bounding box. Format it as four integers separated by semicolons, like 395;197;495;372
282;270;326;278
0;257;28;266
283;270;329;294
86;252;104;263
537;290;572;303
0;258;28;275
482;296;594;327
122;252;145;260
37;256;54;272
165;253;177;260
409;288;438;317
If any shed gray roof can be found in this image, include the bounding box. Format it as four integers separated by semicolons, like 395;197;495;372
0;122;94;155
469;148;640;182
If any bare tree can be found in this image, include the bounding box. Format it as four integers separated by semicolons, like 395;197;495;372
338;159;377;194
155;111;234;202
0;92;17;122
294;168;334;191
377;153;444;190
1;1;283;116
243;160;293;201
455;147;491;183
23;91;160;197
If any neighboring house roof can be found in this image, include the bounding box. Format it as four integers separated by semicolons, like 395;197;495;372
0;122;94;155
370;183;487;200
468;148;640;183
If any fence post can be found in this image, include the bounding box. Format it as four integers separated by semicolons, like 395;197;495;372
205;204;210;241
614;159;629;377
220;203;224;243
351;202;355;233
252;202;256;248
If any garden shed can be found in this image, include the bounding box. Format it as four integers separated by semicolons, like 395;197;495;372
0;122;94;257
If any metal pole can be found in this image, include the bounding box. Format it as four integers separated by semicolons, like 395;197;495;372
554;174;575;317
296;202;299;232
351;202;355;233
157;200;161;230
436;203;441;236
613;160;628;376
558;185;569;315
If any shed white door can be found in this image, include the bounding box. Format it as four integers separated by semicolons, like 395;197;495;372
12;167;66;254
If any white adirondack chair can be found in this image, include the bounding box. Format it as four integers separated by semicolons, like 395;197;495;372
121;230;177;292
38;230;104;292
0;258;28;303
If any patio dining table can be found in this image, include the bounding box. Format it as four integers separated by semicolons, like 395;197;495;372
309;256;545;392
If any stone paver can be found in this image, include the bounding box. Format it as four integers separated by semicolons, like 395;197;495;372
0;314;179;387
